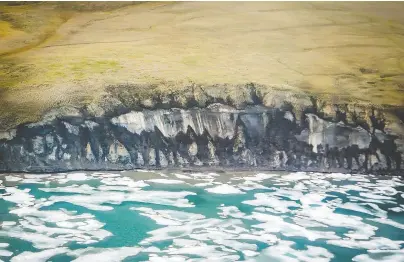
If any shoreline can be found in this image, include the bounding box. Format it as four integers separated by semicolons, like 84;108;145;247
0;166;402;177
1;104;403;176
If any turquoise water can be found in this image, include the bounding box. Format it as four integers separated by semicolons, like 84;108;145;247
0;171;403;261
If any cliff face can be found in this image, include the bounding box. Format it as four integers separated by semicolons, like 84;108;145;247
0;102;402;174
1;2;404;174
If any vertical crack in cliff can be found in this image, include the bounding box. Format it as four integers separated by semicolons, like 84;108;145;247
0;103;402;174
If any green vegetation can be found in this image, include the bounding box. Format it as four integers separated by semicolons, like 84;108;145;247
0;2;403;130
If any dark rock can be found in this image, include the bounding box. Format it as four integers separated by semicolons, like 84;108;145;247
0;103;402;175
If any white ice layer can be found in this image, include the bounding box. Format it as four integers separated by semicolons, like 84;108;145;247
110;108;239;138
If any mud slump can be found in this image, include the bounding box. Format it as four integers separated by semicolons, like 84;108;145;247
0;103;403;174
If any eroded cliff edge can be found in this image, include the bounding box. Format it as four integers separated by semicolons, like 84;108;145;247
0;85;403;174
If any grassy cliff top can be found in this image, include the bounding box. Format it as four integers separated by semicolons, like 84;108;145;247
1;1;404;130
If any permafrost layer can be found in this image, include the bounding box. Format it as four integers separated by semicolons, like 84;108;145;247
0;104;402;173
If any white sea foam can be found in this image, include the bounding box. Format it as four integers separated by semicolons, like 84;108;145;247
166;239;240;260
243;193;300;213
249;212;339;241
0;250;12;257
2;171;403;262
297;205;377;240
369;218;404;230
193;181;215;187
0;187;112;249
1;221;16;227
56;173;91;184
324;172;352;180
24;174;51;179
353;250;404;262
188;172;219;180
148;254;188;261
213;238;257;252
360;192;395;200
173;173;193;180
0;231;68;249
271;187;305;200
100;177;149;188
10;248;68;262
2;188;34;205
147;179;185;184
248;241;334;262
337;202;387;218
47;189;195;210
389;205;404;212
5;175;22;182
206;184;245;194
327;237;403;250
238;180;269;191
141;218;246;245
347;176;371;182
69;247;141;262
243;173;278;181
133;207;205;226
218;206;246;219
283;172;311;181
39;184;95;194
342;184;370;192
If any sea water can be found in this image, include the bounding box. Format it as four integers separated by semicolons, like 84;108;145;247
0;170;403;261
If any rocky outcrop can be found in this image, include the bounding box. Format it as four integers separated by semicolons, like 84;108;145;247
0;101;402;174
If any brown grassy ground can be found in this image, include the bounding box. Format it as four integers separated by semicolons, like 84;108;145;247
1;1;404;130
